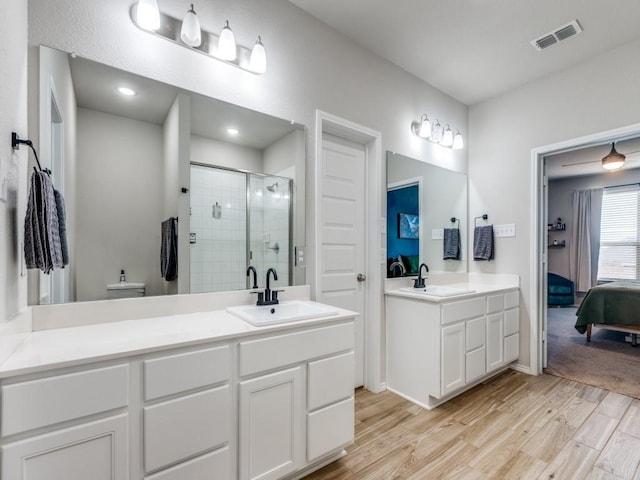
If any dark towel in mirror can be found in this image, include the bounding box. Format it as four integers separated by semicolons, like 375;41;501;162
161;217;178;281
443;228;461;260
473;225;494;261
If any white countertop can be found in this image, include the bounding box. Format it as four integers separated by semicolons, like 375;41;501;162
0;302;356;379
384;272;519;303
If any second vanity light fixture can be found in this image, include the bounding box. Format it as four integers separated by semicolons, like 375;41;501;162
411;114;464;150
131;0;267;74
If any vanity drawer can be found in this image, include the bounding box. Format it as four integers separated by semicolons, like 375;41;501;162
504;290;519;309
144;346;230;401
504;308;519;337
239;322;354;377
307;397;354;462
145;448;230;480
308;351;354;411
1;364;128;437
441;297;485;325
486;294;503;314
505;333;520;363
144;386;230;473
466;347;486;383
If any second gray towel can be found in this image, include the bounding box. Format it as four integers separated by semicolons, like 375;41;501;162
473;225;494;261
443;228;461;260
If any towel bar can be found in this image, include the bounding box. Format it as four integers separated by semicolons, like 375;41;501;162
474;214;488;227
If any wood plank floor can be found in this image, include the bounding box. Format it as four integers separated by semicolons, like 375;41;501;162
304;371;640;480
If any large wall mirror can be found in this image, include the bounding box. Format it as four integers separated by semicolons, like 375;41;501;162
31;46;305;305
386;151;467;276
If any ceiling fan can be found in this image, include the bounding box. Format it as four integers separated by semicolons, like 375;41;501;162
561;144;640;171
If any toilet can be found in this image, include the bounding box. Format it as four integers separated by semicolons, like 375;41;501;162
106;282;146;299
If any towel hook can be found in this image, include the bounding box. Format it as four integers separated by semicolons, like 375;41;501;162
474;214;488;227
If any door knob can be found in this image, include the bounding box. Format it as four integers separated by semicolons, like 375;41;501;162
357;273;366;282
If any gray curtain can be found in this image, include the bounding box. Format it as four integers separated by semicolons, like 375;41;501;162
570;188;603;292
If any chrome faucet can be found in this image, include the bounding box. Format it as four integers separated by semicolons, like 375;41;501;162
253;267;282;306
389;260;406;277
246;266;258;289
413;263;429;288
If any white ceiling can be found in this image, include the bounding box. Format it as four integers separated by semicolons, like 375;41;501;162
69;56;300;150
288;0;640;106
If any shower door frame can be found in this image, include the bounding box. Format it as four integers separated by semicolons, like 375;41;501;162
190;162;294;291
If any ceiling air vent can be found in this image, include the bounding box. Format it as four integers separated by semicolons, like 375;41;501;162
531;20;583;51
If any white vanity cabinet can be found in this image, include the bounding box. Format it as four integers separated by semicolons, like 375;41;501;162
238;322;355;480
386;288;519;409
0;313;356;480
1;364;130;480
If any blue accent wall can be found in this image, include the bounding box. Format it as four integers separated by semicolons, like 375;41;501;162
387;185;419;260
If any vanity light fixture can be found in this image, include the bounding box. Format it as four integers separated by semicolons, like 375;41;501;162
180;4;201;47
131;1;267;74
226;128;239;135
602;142;625;171
411;115;464;150
135;0;161;31
218;20;237;61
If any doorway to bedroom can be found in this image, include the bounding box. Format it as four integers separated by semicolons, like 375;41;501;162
535;127;640;399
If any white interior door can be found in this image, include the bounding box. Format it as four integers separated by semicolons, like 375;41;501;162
319;134;366;388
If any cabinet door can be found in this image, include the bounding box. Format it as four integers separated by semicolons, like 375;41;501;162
441;323;465;396
2;414;128;480
239;367;303;480
486;313;504;372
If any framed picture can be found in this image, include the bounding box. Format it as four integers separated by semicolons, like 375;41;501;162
398;213;419;239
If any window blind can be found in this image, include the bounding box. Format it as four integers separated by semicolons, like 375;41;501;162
597;184;640;281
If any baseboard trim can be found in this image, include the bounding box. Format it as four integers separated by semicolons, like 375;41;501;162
510;363;534;375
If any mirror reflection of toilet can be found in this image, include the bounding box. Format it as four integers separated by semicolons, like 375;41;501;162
106;282;146;299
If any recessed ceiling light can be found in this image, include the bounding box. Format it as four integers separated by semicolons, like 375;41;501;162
227;128;239;135
117;86;137;96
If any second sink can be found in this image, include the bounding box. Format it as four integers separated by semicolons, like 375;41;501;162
399;285;476;297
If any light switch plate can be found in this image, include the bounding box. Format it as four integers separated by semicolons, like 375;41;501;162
295;246;306;267
494;224;516;237
432;228;444;240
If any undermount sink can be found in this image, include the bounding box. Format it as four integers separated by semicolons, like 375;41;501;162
227;300;339;326
399;285;476;297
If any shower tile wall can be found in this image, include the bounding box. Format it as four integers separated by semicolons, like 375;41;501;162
249;177;290;288
190;166;247;293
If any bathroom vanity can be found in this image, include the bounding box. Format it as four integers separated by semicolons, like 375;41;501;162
385;274;519;409
0;289;356;480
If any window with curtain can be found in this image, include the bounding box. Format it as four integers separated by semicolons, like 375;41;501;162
597;184;640;281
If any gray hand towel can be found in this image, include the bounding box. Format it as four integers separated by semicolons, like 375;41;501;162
443;228;461;260
54;189;69;266
473;225;494;261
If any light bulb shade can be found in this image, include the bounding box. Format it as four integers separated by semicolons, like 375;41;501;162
431;121;443;143
442;125;454;147
180;4;201;47
417;114;431;138
135;0;161;30
602;143;625;170
249;36;267;73
218;20;237;60
452;131;464;150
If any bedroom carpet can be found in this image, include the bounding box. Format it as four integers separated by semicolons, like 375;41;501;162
545;306;640;399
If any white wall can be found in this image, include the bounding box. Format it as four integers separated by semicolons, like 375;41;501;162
469;38;640;369
76;108;164;301
0;0;29;362
190;135;262;172
548;168;640;280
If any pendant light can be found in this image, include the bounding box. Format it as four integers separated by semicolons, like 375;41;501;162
135;0;161;31
602;142;625;171
218;20;237;60
441;125;454;147
249;36;267;74
417;114;431;139
180;4;201;47
452;130;464;150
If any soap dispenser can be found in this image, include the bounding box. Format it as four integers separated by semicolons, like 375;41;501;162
120;269;126;283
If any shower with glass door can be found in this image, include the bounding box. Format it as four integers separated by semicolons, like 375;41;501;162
189;164;292;293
